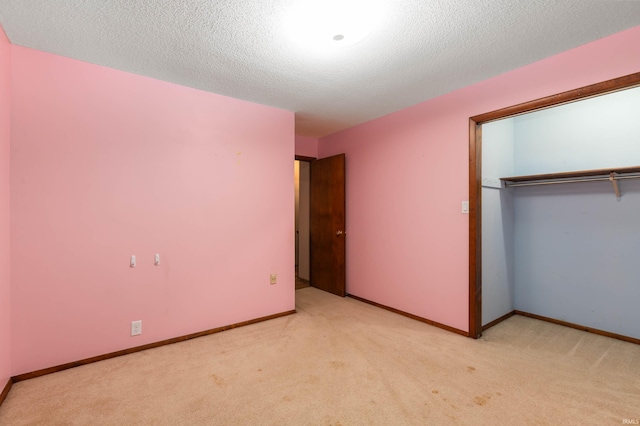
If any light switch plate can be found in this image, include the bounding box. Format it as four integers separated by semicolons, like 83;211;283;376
462;201;469;214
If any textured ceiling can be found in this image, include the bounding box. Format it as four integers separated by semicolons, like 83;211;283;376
0;1;639;137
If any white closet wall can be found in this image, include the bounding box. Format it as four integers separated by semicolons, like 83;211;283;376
514;87;640;174
513;180;640;338
481;120;515;326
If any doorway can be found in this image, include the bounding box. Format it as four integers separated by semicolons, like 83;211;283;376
295;158;311;290
468;71;640;339
294;154;347;297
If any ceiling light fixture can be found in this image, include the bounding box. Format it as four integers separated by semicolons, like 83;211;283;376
285;0;383;50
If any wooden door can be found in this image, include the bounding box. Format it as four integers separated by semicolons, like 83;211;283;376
310;154;346;297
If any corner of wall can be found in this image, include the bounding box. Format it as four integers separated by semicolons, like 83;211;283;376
0;23;12;390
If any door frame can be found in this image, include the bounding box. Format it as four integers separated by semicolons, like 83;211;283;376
467;71;640;338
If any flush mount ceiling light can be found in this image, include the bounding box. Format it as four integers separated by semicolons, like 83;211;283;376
285;0;383;50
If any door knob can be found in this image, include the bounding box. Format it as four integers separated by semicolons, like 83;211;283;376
336;230;343;236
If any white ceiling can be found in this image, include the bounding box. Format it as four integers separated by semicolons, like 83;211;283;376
0;1;639;137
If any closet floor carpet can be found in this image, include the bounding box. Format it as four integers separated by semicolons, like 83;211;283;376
1;287;638;425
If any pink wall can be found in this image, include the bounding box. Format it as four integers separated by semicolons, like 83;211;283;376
0;25;11;386
295;135;318;158
318;26;640;332
10;46;295;375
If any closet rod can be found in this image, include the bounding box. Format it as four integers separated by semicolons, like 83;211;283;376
504;174;640;188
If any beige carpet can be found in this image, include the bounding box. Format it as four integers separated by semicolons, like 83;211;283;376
1;287;638;425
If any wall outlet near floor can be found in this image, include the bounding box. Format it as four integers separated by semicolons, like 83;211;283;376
270;274;277;285
131;320;142;336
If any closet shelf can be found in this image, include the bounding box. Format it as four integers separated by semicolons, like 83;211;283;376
500;166;640;200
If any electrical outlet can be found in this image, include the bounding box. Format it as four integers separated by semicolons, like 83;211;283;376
131;320;142;336
270;274;277;285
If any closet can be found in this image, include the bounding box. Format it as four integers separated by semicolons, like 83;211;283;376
481;85;640;341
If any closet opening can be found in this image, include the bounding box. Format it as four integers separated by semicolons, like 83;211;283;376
468;71;640;341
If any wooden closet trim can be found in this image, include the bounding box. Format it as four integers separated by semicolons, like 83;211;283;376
468;71;640;338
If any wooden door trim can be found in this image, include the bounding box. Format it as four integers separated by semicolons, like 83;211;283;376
468;120;482;338
468;71;640;339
